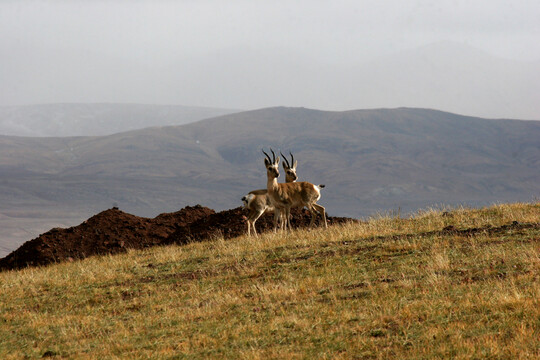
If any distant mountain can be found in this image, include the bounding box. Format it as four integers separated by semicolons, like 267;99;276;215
0;103;240;137
1;107;539;256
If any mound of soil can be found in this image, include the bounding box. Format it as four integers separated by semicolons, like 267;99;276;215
168;207;354;244
0;205;355;272
0;205;214;271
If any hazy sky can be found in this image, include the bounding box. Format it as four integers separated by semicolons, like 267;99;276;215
1;0;539;115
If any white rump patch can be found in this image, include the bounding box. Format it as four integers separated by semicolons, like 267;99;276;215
242;193;256;208
313;184;321;199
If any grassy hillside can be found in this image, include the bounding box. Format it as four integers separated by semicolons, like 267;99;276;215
1;203;538;359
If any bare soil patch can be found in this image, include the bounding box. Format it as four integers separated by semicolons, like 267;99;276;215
0;206;353;271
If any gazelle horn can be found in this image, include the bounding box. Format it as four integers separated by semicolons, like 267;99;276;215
270;148;277;163
280;152;290;168
262;149;272;163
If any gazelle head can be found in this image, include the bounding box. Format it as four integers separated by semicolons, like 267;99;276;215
262;148;280;180
281;151;298;182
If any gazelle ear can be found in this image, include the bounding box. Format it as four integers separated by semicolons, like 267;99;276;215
293;160;298;168
275;156;280;165
264;158;271;166
282;160;288;169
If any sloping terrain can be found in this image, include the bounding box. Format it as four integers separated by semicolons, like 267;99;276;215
0;203;538;359
1;107;539;256
0;206;352;271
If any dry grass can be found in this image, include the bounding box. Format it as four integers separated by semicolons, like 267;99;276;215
1;202;539;359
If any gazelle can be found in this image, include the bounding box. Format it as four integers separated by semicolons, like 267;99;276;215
242;152;298;236
263;149;327;231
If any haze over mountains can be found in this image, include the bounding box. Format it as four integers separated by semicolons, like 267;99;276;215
334;42;540;120
2;42;539;120
178;42;540;120
1;106;539;257
0;104;239;137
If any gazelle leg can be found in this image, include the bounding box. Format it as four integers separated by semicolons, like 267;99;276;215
288;208;293;229
247;211;254;236
273;208;281;232
307;205;317;227
285;207;292;230
247;209;263;236
251;209;265;237
280;208;287;232
312;203;327;228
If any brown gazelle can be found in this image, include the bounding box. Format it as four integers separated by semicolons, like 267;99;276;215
263;148;327;231
242;152;298;236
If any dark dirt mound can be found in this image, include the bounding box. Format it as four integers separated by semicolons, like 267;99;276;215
168;207;355;244
0;205;355;272
0;205;214;271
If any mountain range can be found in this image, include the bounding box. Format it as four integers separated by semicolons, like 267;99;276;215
1;106;539;256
